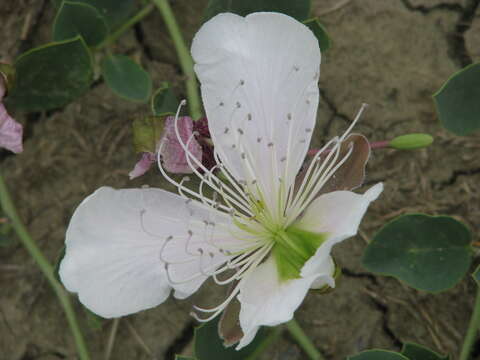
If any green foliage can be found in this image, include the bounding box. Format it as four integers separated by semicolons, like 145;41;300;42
304;18;331;52
473;265;480;286
363;214;472;292
434;63;480;136
0;63;16;94
204;0;311;22
101;54;152;102
53;1;108;47
151;82;178;116
0;233;10;246
194;316;268;360
0;211;13;247
74;0;136;29
53;245;66;282
83;307;105;330
0;225;14;247
6;37;93;112
175;357;196;360
389;134;433;150
349;350;409;360
401;343;449;360
132;116;165;153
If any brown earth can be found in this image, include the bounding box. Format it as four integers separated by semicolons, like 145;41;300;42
1;0;480;359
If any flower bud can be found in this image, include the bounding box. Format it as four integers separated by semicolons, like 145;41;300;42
0;63;15;96
389;133;433;150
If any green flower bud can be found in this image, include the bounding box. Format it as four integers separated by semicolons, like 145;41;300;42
0;63;16;96
132;116;165;154
389;133;433;150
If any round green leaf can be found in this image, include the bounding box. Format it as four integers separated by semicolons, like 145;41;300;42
362;214;472;292
349;350;409;360
303;18;331;52
151;82;178;116
434;63;480;136
101;54;152;102
194;316;268;360
53;1;108;47
401;343;449;360
204;0;311;22
75;0;136;29
6;37;93;112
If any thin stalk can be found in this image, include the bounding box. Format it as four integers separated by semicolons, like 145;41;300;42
286;319;325;360
459;288;480;360
152;0;202;120
246;326;284;360
0;173;90;360
308;140;390;156
98;3;155;49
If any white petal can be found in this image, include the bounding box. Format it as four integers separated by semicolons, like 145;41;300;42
192;12;320;206
236;256;330;349
309;256;335;289
59;187;238;318
299;183;383;278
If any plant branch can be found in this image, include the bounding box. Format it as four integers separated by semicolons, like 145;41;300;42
99;3;155;49
286;319;325;360
246;326;284;360
152;0;202;120
459;288;480;360
0;172;90;360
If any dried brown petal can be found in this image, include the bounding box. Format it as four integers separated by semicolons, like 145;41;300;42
318;133;370;195
296;133;370;200
218;285;243;347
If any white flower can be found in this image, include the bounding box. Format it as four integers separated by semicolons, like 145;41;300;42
59;12;383;349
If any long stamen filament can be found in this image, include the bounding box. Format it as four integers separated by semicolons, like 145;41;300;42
172;102;254;216
191;242;272;322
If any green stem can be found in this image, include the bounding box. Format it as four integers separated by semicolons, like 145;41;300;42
0;173;90;360
286;319;325;360
98;3;155;49
152;0;202;120
459;288;480;360
246;326;284;360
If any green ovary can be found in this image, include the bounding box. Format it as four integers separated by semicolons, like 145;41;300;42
272;227;327;281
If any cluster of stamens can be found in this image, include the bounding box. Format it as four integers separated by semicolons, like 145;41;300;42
138;71;367;321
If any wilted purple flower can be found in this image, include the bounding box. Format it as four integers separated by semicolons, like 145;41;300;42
128;152;157;179
161;115;203;173
129;116;214;179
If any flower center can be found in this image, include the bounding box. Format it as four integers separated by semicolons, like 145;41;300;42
271;227;327;281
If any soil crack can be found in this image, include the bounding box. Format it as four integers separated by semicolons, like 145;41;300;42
400;0;479;68
448;0;480;68
367;295;403;349
320;89;353;136
434;166;480;189
342;267;379;285
399;0;464;14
